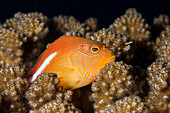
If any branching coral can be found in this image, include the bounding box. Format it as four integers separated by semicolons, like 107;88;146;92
109;8;150;44
85;28;134;62
0;28;25;66
155;26;170;49
156;38;170;63
3;12;48;40
85;17;98;31
53;15;80;35
146;61;169;112
91;61;133;112
113;96;147;113
65;23;93;37
0;65;25;92
1;77;29;113
147;61;169;91
26;72;80;112
2;12;49;71
30;90;81;113
25;72;60;109
154;15;169;29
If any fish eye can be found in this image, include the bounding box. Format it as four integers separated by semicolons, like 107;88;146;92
90;45;100;54
91;47;99;52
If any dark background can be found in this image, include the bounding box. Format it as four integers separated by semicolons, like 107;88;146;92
0;0;170;28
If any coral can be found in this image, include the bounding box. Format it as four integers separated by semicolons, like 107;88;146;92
86;28;134;62
85;17;98;31
91;61;133;112
113;96;147;113
53;15;79;35
146;61;169;112
0;28;25;66
25;72;60;109
65;23;92;37
146;89;169;113
30;90;80;113
155;26;170;49
147;61;169;91
0;65;25;92
3;12;49;71
151;15;169;40
154;14;169;29
3;12;48;40
1;77;29;113
109;8;150;44
157;38;170;63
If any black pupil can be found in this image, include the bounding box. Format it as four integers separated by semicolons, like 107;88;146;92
92;47;98;52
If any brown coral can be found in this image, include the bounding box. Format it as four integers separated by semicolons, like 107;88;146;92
91;61;133;112
109;8;150;44
30;90;80;113
155;26;170;49
3;12;48;41
85;17;98;31
0;28;25;66
157;38;170;63
65;23;92;37
0;65;25;92
25;72;60;109
1;77;29;113
154;15;169;28
151;15;169;40
113;96;147;113
146;61;169;112
86;28;134;62
2;12;49;71
147;61;169;91
146;89;169;113
53;15;79;35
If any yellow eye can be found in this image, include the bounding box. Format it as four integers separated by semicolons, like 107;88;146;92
90;45;100;54
91;47;99;53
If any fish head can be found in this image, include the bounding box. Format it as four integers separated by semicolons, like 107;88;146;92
71;39;115;75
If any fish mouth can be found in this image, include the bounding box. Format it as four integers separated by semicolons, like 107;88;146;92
97;53;116;69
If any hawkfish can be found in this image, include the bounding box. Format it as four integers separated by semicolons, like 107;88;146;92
27;36;115;90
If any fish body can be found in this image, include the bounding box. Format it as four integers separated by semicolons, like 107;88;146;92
27;36;115;90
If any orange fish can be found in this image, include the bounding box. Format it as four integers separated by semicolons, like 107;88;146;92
27;36;115;90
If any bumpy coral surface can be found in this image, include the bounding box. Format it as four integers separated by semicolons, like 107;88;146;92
147;61;169;91
86;28;134;61
113;96;147;113
3;12;48;40
156;38;170;63
25;72;60;109
1;77;29;113
146;61;169;112
2;12;49;71
30;90;80;113
91;61;133;112
0;28;25;66
109;8;150;44
155;26;170;49
0;66;25;92
53;15;79;35
26;72;80;112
